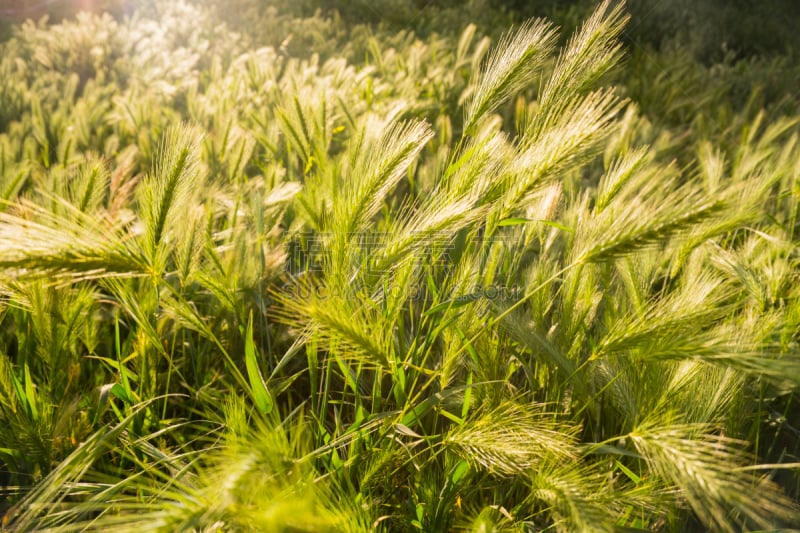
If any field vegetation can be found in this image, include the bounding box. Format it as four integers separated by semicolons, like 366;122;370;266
1;1;799;531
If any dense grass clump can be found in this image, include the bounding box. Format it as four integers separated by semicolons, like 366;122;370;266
0;1;799;531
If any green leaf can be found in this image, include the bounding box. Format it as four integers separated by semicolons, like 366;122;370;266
245;311;273;416
23;363;38;421
423;297;475;316
109;383;134;405
615;460;642;484
450;460;470;485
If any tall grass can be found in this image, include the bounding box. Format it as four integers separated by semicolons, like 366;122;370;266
0;1;799;531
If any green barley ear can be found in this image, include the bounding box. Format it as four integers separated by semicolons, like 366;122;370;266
138;123;204;274
173;203;207;286
0;160;29;206
0;199;145;279
444;402;579;476
529;461;623;533
67;156;110;214
596;146;653;211
573;160;730;265
335;116;433;235
328;115;433;279
492;88;624;229
463;18;557;135
629;421;800;532
537;0;628;115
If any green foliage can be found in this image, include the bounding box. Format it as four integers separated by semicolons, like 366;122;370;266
0;1;799;531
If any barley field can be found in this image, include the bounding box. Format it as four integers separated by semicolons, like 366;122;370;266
1;1;800;531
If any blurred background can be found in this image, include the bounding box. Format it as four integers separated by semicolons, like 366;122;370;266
0;0;797;135
0;0;131;21
2;0;799;63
